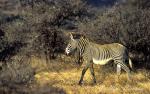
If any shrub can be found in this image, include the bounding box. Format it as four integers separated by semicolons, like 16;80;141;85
78;0;150;69
0;55;35;85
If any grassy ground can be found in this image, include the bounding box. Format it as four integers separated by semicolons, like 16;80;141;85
31;56;150;94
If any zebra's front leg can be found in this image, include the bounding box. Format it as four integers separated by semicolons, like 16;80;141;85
89;63;96;84
78;62;90;85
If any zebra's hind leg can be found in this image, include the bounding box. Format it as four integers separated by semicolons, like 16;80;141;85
118;62;131;81
117;64;121;80
89;63;96;84
78;62;90;85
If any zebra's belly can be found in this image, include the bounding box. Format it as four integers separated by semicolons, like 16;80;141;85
92;58;112;65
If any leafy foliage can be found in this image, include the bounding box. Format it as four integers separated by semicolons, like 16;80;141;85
78;0;150;68
0;1;150;93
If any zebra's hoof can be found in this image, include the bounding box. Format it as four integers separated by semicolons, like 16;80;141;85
91;82;96;86
93;80;96;84
78;81;83;86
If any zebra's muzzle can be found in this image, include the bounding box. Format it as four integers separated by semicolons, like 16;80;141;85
65;48;70;55
65;52;70;55
65;50;70;55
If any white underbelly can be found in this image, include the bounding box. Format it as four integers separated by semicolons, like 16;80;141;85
93;58;112;65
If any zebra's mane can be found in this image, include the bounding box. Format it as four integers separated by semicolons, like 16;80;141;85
77;37;90;56
72;37;89;66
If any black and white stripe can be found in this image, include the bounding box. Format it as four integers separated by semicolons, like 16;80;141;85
65;35;132;85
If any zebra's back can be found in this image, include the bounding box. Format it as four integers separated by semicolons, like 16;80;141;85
83;43;128;65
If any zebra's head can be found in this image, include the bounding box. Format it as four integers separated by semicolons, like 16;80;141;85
65;33;78;55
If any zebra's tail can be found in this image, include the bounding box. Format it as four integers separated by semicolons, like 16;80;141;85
129;58;135;73
129;58;132;69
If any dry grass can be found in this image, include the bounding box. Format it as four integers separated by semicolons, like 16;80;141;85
31;56;150;94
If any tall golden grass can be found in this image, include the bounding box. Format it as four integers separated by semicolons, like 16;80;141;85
31;56;150;94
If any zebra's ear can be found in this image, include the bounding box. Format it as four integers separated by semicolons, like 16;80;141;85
81;34;86;39
70;33;74;40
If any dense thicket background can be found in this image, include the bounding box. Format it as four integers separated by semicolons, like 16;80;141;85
0;0;150;94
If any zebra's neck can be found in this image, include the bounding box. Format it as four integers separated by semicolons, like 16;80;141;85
77;37;89;56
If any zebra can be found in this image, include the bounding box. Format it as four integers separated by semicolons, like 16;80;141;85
65;33;133;85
